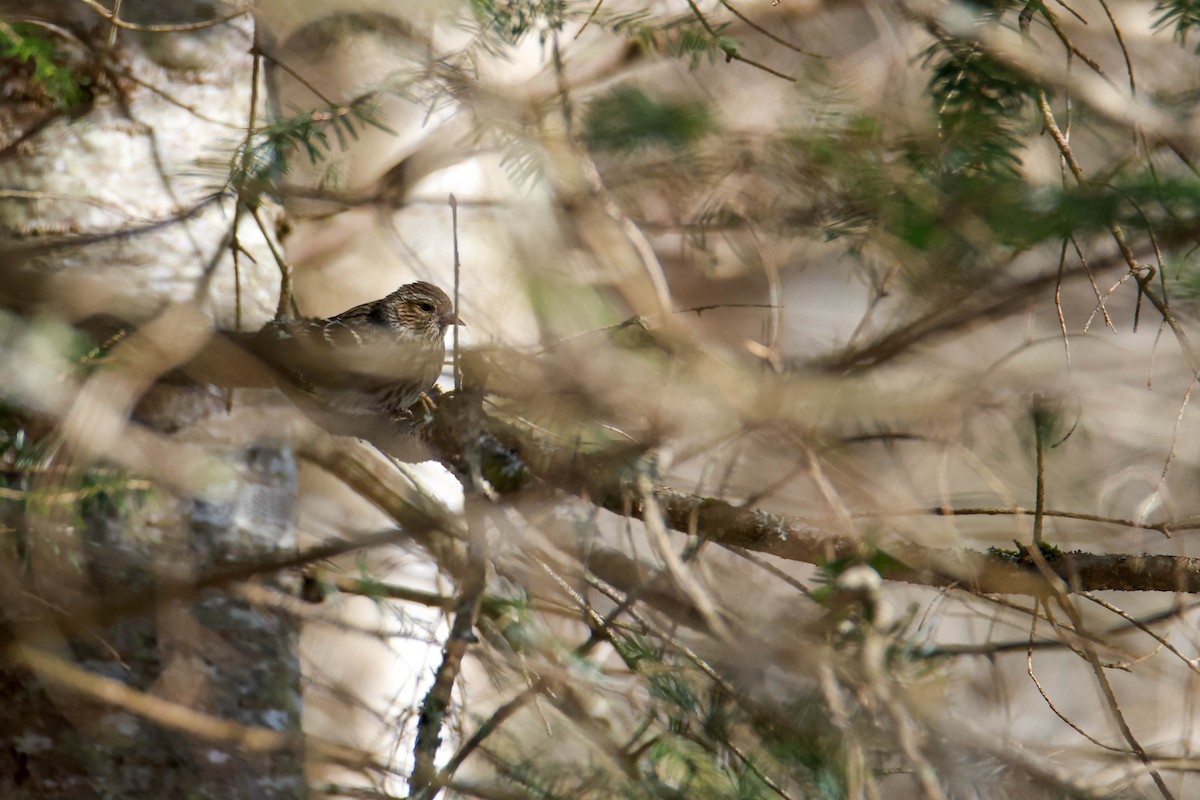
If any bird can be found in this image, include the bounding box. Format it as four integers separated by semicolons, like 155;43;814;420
233;281;462;433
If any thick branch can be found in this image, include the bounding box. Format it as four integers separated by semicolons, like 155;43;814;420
423;399;1200;596
593;485;1200;596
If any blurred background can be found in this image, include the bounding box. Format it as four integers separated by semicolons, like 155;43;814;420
3;1;1200;798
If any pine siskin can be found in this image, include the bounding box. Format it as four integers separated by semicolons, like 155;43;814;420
237;281;462;433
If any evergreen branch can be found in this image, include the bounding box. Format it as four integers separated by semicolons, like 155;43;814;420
1153;0;1200;47
0;19;88;109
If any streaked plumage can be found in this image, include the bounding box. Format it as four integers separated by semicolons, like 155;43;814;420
240;281;461;427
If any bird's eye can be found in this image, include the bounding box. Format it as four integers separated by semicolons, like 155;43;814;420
417;301;436;313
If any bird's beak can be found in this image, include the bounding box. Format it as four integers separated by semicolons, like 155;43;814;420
443;311;465;327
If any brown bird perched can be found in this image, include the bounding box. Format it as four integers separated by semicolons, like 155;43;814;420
234;281;462;435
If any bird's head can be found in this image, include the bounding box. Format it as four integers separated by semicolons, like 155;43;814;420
387;281;463;340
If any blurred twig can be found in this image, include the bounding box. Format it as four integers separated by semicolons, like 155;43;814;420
74;0;249;32
9;641;375;768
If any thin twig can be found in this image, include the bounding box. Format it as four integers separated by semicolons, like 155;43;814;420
1095;0;1134;94
927;506;1178;535
727;546;811;596
683;0;797;82
75;0;248;32
1038;7;1107;78
1032;399;1047;546
409;501;488;794
1025;603;1132;754
717;0;826;58
575;0;607;39
1053;238;1071;366
411;371;491;796
233;27;265;332
930;598;1200;657
451;194;462;392
1074;237;1116;334
253;45;338;107
1037;89;1200;370
1137;372;1199;526
1021;546;1176;799
1082;593;1200;676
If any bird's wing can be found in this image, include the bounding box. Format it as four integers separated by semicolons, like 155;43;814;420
237;318;435;390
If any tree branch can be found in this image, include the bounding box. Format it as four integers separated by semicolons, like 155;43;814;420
424;400;1200;596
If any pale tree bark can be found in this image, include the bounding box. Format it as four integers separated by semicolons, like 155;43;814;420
0;3;300;798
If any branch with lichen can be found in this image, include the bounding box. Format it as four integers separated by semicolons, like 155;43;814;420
421;391;1200;597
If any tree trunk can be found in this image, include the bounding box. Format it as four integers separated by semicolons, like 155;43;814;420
0;4;300;798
